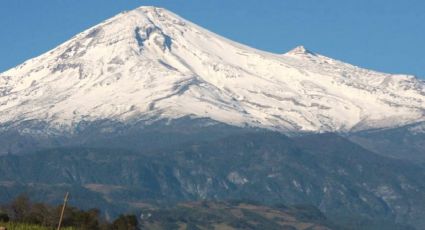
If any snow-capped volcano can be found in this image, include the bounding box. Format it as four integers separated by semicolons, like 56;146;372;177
1;6;424;133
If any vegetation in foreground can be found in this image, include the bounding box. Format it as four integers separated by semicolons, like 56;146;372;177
0;195;416;230
1;196;334;230
0;195;138;230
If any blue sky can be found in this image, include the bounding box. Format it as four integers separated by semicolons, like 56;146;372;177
1;0;424;78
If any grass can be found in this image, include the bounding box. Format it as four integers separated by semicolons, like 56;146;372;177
0;222;75;230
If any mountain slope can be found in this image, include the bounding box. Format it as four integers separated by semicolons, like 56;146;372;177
1;132;423;228
1;6;424;134
348;121;425;162
139;201;336;230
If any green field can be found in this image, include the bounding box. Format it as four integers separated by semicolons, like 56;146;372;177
0;222;75;230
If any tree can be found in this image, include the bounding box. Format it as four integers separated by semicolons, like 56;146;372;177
54;205;113;230
10;194;31;222
112;214;138;230
66;208;101;230
26;203;51;226
0;211;9;223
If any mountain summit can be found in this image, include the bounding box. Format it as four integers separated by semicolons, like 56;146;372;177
1;6;424;133
286;45;315;56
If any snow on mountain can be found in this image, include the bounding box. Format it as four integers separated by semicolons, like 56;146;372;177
0;6;424;134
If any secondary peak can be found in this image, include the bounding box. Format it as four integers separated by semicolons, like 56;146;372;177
286;45;315;56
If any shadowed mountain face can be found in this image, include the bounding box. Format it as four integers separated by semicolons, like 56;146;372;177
0;131;424;229
348;122;425;163
0;117;252;156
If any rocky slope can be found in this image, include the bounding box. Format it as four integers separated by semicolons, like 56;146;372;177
0;132;423;229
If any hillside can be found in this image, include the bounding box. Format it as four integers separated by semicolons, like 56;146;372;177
0;132;423;228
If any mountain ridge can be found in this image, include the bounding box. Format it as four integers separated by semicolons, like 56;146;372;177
1;6;424;134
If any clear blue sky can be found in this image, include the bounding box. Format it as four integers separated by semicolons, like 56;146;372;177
1;0;424;78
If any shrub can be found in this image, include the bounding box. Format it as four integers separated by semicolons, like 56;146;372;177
112;214;138;230
0;211;9;222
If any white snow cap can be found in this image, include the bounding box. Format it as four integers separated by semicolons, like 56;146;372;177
0;6;424;134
